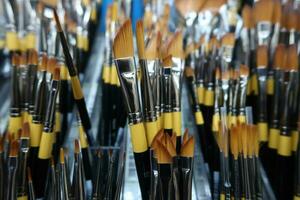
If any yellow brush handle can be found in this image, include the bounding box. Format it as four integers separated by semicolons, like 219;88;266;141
159;115;164;130
163;113;172;130
60;65;69;80
83;36;89;51
204;89;214;106
26;32;36;50
268;128;279;149
129;123;148;153
252;74;258;95
238;115;246;123
91;8;97;21
5;31;18;51
220;193;225;200
77;34;84;49
156;116;161;131
267;77;274;95
19;37;27;52
173;111;181;136
17;196;28;200
197;86;205;104
0;39;5;49
110;65;119;86
8;116;22;139
38;132;54;159
212;113;220;132
70;76;84;99
30;123;43;147
294;195;300;200
228;114;237;128
102;65;110;83
145;121;158;146
195;111;204;125
277;135;292;157
258;122;268;142
54;111;61;133
79;125;89;148
292;130;299;152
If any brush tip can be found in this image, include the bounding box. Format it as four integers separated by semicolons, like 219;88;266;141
162;55;173;67
60;148;65;164
286;45;298;70
240;65;249;76
167;31;184;59
256;45;268;67
180;136;195;157
254;0;274;22
53;66;61;80
27;167;32;182
74;139;80;153
185;67;194;78
9;140;19;157
21;123;30;138
221;33;235;46
12;53;20;66
28;49;38;65
136;19;145;59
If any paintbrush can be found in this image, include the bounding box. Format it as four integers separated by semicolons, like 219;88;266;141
3;0;18;53
27;49;38;124
27;168;35;200
71;140;86;200
294;109;300;200
237;64;249;124
275;44;298;200
17;123;30;199
19;53;30;123
8;53;22;139
36;66;60;197
167;31;184;153
58;148;70;200
6;140;19;200
44;158;57;200
113;19;150;199
92;150;103;199
230;125;241;200
53;9;93;143
270;0;282;60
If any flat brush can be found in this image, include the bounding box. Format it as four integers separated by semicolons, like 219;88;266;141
136;20;158;146
113;19;150;199
8;53;22;139
6;140;19;200
230;126;241;200
53;9;92;143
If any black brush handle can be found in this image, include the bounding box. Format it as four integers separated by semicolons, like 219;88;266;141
34;158;50;198
134;151;151;200
82;148;92;180
176;137;181;154
233;160;241;200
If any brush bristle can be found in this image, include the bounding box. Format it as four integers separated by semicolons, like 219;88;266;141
60;148;65;164
287;9;298;30
144;9;153;31
247;125;254;157
167;31;184;59
240;64;249;77
182;128;189;145
165;134;177;157
145;33;159;59
111;2;118;21
221;33;235;47
272;0;282;24
162;55;173;67
28;49;38;65
12;53;20;66
47;58;57;74
53;9;63;32
221;70;230;80
19;53;27;65
113;19;134;58
184;42;195;58
242;5;252;28
136;20;145;59
156;142;172;164
256;45;268;67
53;66;61;80
254;0;274;23
21;123;30;138
180;136;195;157
215;67;221;80
185;67;194;78
9;140;19;157
230;68;239;80
27;167;32;181
286;45;298;71
274;44;286;69
74;139;80;153
40;53;48;71
208;36;219;51
230;126;239;160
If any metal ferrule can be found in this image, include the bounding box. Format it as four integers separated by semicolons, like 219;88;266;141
3;0;15;30
222;46;233;63
55;34;64;61
82;5;91;30
39;23;48;53
19;64;29;111
140;59;156;122
171;57;184;111
20;138;29;153
257;67;268;122
28;64;37;113
270;69;284;128
289;29;296;45
270;23;280;58
231;79;239;115
280;74;292;135
114;57;143;124
221;79;229;109
256;22;272;46
214;79;221;113
11;64;21;115
162;67;172;113
23;0;35;32
238;75;248;115
32;71;47;123
153;60;161;117
241;28;250;54
44;80;60;133
47;22;57;57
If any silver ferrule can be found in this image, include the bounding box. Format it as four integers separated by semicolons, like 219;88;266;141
147;59;161;117
82;5;91;30
232;79;239;113
140;59;156;122
23;0;35;32
270;23;280;58
221;79;229;108
162;67;172;113
240;28;250;54
214;79;221;112
289;29;296;45
222;45;234;63
3;0;15;30
256;22;272;46
239;75;248;110
19;64;29;111
114;57;143;124
171;57;184;111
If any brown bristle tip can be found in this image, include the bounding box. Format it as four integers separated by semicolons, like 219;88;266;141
215;68;221;80
111;2;118;21
254;0;274;22
242;5;252;28
9;140;19;157
240;65;249;76
230;69;239;80
19;53;27;65
60;148;65;164
12;53;20;66
256;45;268;67
185;67;194;78
180;136;195;157
156;142;172;164
230;126;239;159
287;9;298;30
166;134;177;157
0;136;3;152
286;45;298;70
183;128;189;145
136;20;145;59
74;139;80;153
53;67;60;80
272;0;282;24
51;157;55;166
40;54;48;71
53;9;63;32
167;31;184;59
27;168;32;181
21;123;30;138
221;33;235;46
221;71;230;80
28;50;38;65
162;55;173;67
274;44;286;69
145;33;159;59
47;58;57;73
113;19;134;58
184;43;195;58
